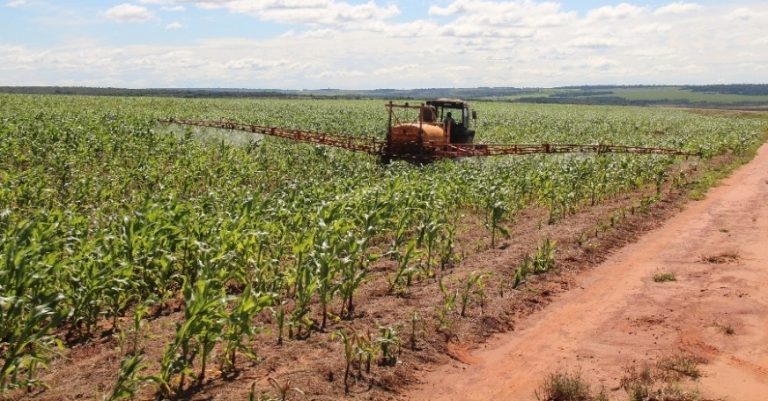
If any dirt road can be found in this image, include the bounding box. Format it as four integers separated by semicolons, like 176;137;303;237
408;144;768;401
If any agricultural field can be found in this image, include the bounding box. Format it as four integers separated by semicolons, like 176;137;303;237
1;94;767;400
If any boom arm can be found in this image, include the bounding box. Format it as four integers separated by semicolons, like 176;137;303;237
160;118;386;154
160;118;697;161
438;143;698;158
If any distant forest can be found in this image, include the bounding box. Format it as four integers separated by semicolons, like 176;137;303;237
1;84;767;108
681;84;768;96
0;86;535;99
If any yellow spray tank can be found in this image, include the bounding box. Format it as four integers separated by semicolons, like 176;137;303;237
389;122;448;146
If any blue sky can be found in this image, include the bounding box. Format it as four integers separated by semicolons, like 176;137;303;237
1;1;766;89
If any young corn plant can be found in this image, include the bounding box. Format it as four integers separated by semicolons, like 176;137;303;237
337;234;372;319
409;311;425;351
289;251;316;339
459;272;490;317
388;239;417;294
272;302;287;346
485;200;510;249
375;326;400;367
311;247;337;331
102;354;146;401
0;294;65;392
417;218;444;273
512;255;533;289
532;238;557;274
0;220;67;392
310;217;353;330
354;330;376;377
338;259;367;319
220;285;272;374
127;302;149;356
332;328;358;394
436;278;457;335
388;209;414;259
67;255;114;338
439;223;457;271
266;377;304;401
155;277;225;396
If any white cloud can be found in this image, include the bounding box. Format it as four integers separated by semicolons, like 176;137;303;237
3;1;768;88
165;22;182;30
429;0;576;28
586;3;645;21
105;3;155;22
727;7;765;21
137;0;185;11
576;57;618;71
280;28;340;39
6;0;26;7
634;22;673;34
421;0;578;44
224;57;289;70
428;0;470;16
135;0;399;26
254;2;399;25
567;37;618;49
738;62;765;71
654;2;701;16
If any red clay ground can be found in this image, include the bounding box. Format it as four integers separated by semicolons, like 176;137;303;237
407;143;768;401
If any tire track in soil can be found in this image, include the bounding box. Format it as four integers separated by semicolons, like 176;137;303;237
407;143;768;401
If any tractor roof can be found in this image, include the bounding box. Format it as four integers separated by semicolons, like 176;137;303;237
426;98;468;108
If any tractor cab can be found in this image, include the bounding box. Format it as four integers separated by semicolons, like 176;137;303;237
426;98;477;144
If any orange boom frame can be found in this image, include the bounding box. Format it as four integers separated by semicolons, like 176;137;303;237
160;99;697;164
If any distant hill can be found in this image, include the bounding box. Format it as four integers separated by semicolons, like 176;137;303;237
0;86;534;99
1;85;767;108
516;85;768;108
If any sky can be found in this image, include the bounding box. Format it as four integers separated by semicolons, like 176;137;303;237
0;0;766;89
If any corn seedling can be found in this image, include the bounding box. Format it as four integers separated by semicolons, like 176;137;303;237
337;236;372;318
155;277;225;395
436;278;457;335
375;325;400;367
353;330;376;377
513;255;533;289
389;239;417;294
272;303;287;346
485;198;510;248
102;354;146;401
409;311;424;351
532;238;557;274
439;224;457;270
459;271;489;317
267;377;303;401
220;285;272;374
332;329;357;394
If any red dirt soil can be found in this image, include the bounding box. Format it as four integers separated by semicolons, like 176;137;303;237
408;143;768;401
